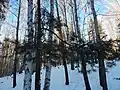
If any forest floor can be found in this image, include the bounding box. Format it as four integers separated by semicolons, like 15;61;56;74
0;61;120;90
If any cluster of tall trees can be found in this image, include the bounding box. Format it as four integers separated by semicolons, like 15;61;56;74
1;0;120;90
0;0;9;29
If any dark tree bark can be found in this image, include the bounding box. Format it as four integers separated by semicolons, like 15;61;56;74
73;0;81;40
73;0;91;89
98;50;108;90
90;0;108;90
71;57;74;70
73;0;81;70
55;0;69;85
80;49;91;90
35;0;42;90
13;0;21;88
62;51;69;85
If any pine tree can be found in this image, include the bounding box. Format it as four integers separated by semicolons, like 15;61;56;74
73;0;91;89
90;0;108;90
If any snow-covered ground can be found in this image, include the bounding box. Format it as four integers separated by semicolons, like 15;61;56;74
0;61;120;90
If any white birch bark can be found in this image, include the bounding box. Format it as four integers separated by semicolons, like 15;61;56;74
43;0;54;90
43;61;51;90
23;0;33;90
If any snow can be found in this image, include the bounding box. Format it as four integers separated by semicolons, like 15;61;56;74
0;61;120;90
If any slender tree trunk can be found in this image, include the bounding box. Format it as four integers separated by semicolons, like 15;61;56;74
73;0;81;70
73;0;81;40
55;0;69;85
43;61;51;90
62;0;69;41
43;0;54;90
73;0;91;89
70;0;76;36
71;57;74;70
13;0;21;88
23;0;34;89
0;57;2;76
90;0;108;90
71;50;74;70
35;0;42;90
98;50;108;90
80;49;91;90
62;51;69;85
70;0;75;70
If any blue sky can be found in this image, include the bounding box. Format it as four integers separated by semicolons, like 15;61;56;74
7;0;108;24
95;0;109;14
8;0;19;22
1;0;110;41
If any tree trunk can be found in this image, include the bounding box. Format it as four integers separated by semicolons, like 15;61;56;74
63;54;69;85
73;0;81;40
73;0;91;89
0;0;9;30
62;0;69;41
90;0;108;90
23;0;34;89
80;49;91;90
43;61;51;90
13;0;21;88
98;52;103;87
35;0;42;90
23;52;33;90
55;0;69;85
71;51;74;70
43;0;54;90
98;50;108;90
71;58;74;70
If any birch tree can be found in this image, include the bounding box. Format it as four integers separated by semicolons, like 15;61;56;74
43;0;54;90
61;0;69;41
23;0;34;89
0;0;9;29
